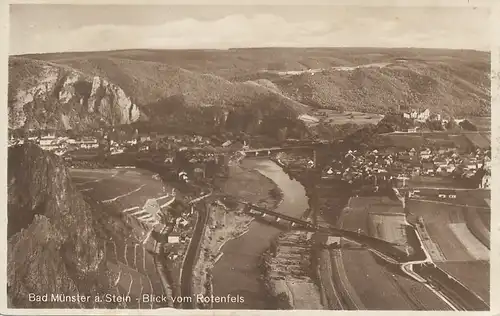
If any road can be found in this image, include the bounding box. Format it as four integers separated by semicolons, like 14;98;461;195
406;187;488;191
180;202;209;309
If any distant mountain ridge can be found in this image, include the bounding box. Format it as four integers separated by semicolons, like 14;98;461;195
8;47;490;132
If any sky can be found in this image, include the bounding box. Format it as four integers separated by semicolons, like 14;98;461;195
9;4;491;55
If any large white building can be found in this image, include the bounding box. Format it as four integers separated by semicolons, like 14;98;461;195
403;108;432;123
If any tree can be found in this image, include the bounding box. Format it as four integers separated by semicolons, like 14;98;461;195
459;120;478;131
277;127;288;142
276;292;291;309
377;114;413;133
335;104;346;113
446;119;458;130
426;119;444;131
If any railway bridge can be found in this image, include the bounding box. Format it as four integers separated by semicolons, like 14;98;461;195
236;200;408;260
238;201;317;230
240;146;314;157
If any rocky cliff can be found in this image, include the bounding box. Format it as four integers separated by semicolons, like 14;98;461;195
7;143;113;308
9;57;140;131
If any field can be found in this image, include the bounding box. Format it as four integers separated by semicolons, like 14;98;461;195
338;248;450;310
464;207;490;248
464;133;490;149
340;196;404;235
320;248;363;310
367;213;408;248
406;197;490;308
478;211;490;230
406;176;471;189
407;200;487;262
312;110;384;126
448;223;489;260
381;131;490;151
436;261;490;304
408;189;491;249
467;117;491;131
332;198;451;310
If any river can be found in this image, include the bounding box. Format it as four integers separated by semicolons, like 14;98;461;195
211;158;309;309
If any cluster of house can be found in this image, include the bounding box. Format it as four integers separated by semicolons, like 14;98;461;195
9;134;100;156
174;149;229;183
156;198;200;259
401;108;469;132
322;146;491;189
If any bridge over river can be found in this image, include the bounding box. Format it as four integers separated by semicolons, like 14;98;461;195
240;146;314;157
237;200;408;261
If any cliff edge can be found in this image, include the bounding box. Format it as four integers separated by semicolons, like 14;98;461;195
7;143;112;308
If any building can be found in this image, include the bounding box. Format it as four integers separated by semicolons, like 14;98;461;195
193;167;205;180
422;162;435;174
406;108;431;122
79;138;99;149
178;171;189;182
167;235;180;244
417;109;431;122
438;190;457;199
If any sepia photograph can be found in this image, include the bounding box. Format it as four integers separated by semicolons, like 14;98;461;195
5;2;493;311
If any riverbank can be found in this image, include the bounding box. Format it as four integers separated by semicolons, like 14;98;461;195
192;162;284;308
267;152;354;309
261;231;324;310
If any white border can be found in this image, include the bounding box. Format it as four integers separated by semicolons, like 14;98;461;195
1;0;498;315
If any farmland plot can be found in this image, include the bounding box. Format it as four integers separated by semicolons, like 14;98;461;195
367;213;409;249
340;248;449;310
448;223;489;260
407;200;477;261
437;261;490;305
464;133;490;149
464;207;490;248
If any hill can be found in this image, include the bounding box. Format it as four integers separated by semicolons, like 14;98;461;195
9;48;490;133
234;56;490;116
8;56;308;133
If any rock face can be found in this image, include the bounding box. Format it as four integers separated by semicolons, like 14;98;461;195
7;144;112;308
8;58;140;131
